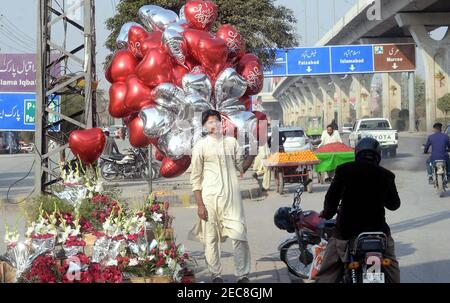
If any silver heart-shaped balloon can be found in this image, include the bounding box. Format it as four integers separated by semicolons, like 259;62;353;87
185;93;211;113
139;106;176;137
116;22;144;48
139;5;179;32
153;83;186;112
219;98;246;114
158;127;193;160
162;29;187;67
214;68;248;109
182;73;212;102
179;5;186;20
226;110;257;135
166;20;188;34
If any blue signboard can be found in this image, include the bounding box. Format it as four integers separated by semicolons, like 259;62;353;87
263;49;287;77
287;47;331;76
330;45;374;74
0;93;60;131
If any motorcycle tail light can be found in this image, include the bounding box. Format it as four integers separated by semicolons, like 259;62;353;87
348;262;360;270
382;258;392;267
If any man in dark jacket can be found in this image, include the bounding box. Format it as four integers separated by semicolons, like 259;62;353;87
424;123;450;183
315;137;401;283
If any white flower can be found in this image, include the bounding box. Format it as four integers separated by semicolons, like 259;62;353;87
129;258;139;267
106;259;118;266
151;213;163;223
4;231;19;245
149;239;158;251
177;244;186;255
156;268;164;276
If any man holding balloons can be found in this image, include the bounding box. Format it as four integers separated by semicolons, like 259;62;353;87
189;109;256;283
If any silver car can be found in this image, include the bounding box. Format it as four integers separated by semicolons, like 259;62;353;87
279;127;312;152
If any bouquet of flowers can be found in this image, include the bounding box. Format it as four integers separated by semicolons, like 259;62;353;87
21;254;62;283
56;158;105;207
147;239;192;282
78;194;123;233
141;194;173;229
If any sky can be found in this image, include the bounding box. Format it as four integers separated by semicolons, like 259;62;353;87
0;0;438;90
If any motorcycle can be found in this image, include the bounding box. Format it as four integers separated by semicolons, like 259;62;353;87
428;160;448;197
99;148;160;181
275;182;391;283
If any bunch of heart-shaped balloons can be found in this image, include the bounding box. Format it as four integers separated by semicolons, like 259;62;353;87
104;1;267;178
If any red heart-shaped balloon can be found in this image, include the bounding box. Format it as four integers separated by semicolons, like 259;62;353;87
160;156;191;178
216;24;246;59
184;0;217;31
109;82;134;118
237;55;264;95
148;136;159;146
183;29;228;80
69;128;106;164
154;147;166;161
123;112;138;126
128;115;152;148
221;113;237;138
240;95;251;111
136;48;175;88
238;53;261;66
172;65;190;87
124;75;155;112
106;50;139;83
140;31;163;58
128;26;151;59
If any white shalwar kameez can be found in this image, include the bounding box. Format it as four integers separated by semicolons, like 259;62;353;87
189;135;251;279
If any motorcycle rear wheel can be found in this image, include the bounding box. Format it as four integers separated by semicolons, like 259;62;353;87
100;162;118;181
280;241;313;279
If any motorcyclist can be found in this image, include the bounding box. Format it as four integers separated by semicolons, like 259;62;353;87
315;137;401;283
424;123;450;184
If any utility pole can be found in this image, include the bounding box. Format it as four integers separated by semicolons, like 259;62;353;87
35;0;97;194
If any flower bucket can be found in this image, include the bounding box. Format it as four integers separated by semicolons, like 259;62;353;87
0;261;16;283
145;223;156;243
146;275;173;283
164;228;174;241
129;277;147;283
83;233;97;256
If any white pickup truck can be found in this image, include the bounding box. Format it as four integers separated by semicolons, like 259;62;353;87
349;118;398;157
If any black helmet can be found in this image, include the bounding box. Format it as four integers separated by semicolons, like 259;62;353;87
274;207;295;233
355;137;381;164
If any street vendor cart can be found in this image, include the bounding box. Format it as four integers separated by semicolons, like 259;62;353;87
263;151;320;194
314;143;355;184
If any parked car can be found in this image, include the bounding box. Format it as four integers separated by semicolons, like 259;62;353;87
349;118;398;157
341;123;353;134
0;131;20;154
279;127;312;152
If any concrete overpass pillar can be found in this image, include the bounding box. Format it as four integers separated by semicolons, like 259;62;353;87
287;90;299;126
292;89;306;127
352;74;374;120
331;75;353;129
317;76;335;128
381;73;403;122
396;12;450;131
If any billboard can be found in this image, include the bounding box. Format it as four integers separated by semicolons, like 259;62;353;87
0;54;61;131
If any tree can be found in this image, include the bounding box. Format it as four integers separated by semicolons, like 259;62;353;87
438;93;450;116
104;0;298;69
415;75;426;118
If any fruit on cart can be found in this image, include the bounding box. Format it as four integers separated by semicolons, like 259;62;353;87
315;142;353;153
267;150;319;164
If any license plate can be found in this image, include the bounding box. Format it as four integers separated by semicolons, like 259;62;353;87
363;272;385;283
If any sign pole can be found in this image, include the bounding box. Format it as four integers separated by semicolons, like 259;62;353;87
408;72;415;133
148;144;153;194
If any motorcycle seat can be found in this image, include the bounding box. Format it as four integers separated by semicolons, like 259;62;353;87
103;154;124;161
